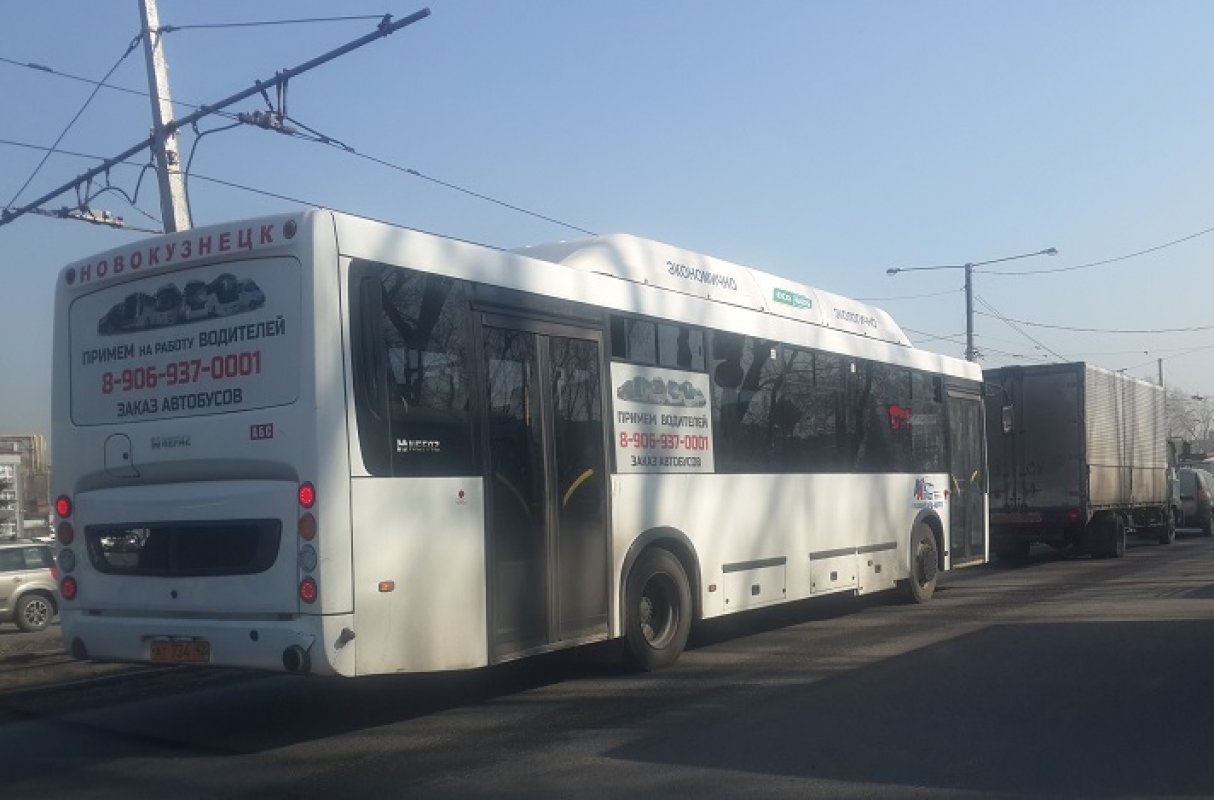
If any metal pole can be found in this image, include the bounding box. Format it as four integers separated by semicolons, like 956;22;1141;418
964;262;975;362
138;0;191;232
0;8;430;229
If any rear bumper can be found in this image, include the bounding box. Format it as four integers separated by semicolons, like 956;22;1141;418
61;612;342;675
989;511;1079;547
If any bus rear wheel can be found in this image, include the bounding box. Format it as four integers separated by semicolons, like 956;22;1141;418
901;522;938;604
623;548;692;671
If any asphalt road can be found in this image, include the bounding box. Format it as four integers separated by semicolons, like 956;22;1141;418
3;533;1214;799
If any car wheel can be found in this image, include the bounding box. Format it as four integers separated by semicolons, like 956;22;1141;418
15;592;53;633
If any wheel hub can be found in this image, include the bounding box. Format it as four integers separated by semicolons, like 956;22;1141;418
918;547;938;583
639;577;675;646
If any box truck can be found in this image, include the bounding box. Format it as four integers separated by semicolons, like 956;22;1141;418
984;363;1171;558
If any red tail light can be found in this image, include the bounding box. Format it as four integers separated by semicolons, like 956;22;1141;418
61;576;78;601
57;521;74;545
55;495;72;518
1200;489;1210;503
50;565;60;581
298;482;316;509
299;577;318;604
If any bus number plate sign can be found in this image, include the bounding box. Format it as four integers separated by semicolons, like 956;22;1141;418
150;639;211;664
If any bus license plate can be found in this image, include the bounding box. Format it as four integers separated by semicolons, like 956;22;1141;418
150;640;211;664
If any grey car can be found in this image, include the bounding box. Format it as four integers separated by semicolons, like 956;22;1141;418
0;541;58;632
1177;467;1214;536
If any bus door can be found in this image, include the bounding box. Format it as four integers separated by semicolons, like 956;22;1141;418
946;388;986;565
479;316;610;660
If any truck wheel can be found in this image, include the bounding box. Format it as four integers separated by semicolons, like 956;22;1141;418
901;522;938;604
623;548;692;671
1110;515;1127;558
1156;511;1176;545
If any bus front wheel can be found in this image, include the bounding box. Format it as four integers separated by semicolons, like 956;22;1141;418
901;522;939;604
623;548;692;671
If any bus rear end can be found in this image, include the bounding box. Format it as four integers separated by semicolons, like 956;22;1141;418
51;210;353;675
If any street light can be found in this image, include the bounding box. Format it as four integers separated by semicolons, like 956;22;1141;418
886;247;1058;362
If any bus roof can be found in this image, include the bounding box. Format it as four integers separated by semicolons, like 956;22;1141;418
56;209;913;352
514;233;912;347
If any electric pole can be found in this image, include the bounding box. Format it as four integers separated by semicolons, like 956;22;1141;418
0;8;430;231
138;0;191;231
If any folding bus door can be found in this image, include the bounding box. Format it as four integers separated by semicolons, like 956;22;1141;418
946;389;987;565
480;315;610;661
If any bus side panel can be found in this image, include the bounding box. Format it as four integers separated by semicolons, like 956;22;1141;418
611;472;939;627
349;476;488;673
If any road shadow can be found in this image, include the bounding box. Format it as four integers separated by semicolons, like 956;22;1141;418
987;532;1201;572
0;587;909;768
608;619;1214;797
689;591;893;649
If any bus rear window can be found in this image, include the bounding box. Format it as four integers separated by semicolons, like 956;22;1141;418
85;520;282;576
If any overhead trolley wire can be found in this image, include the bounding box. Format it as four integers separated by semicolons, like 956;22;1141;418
1122;341;1214;373
5;33;143;209
158;15;391;33
972;311;1214;335
978;225;1214;276
268;112;598;235
173;171;327;210
0;53;243;121
974;294;1069;362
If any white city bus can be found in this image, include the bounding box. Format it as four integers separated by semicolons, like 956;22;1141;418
52;209;986;676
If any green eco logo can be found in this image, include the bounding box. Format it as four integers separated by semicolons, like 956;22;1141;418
773;288;811;309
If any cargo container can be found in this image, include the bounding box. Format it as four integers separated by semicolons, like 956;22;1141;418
984;363;1171;558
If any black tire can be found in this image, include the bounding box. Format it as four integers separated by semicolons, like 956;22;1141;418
1202;513;1213;537
1110;515;1127;558
623;548;692;671
1156;511;1176;545
15;592;53;633
901;522;939;604
1086;514;1124;558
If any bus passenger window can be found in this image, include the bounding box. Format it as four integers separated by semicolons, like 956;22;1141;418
350;261;476;477
710;332;779;472
658;324;704;370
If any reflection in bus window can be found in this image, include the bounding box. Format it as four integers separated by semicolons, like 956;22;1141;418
351;261;475;477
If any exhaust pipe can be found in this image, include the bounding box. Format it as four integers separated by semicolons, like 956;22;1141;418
282;645;311;674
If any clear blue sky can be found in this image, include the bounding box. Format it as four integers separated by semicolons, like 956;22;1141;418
3;0;1213;441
